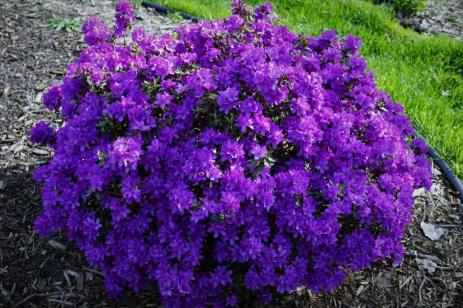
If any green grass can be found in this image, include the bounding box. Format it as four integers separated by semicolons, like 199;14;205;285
47;15;80;32
155;0;463;178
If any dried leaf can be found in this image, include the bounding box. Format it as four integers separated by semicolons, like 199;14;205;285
34;92;43;103
3;86;10;96
48;239;66;251
416;258;437;274
420;222;446;240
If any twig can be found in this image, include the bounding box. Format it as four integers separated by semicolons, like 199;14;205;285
83;267;103;277
13;292;61;307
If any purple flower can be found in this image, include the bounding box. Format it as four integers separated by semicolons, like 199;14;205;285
250;144;267;159
30;121;55;146
31;0;432;305
221;140;244;162
155;92;173;108
121;175;141;202
43;85;62;111
411;137;428;155
110;136;142;170
344;34;362;53
114;0;135;37
82;17;111;46
217;86;240;113
254;2;273;20
210;266;232;287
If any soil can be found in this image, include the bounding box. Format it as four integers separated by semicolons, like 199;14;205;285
0;0;462;307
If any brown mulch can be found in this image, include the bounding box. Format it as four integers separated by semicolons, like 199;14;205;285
411;0;463;40
0;0;462;307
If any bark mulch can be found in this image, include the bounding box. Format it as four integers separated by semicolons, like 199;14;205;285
0;1;462;307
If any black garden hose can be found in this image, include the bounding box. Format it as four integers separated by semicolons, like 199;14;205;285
141;1;200;23
427;145;463;201
140;1;463;202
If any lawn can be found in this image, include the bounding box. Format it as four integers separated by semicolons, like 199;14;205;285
154;0;463;178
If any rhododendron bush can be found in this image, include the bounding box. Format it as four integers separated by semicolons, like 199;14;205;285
31;0;432;305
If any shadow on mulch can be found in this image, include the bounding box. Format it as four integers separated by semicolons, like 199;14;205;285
0;168;162;307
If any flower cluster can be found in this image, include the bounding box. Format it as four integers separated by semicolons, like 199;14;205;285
31;0;431;306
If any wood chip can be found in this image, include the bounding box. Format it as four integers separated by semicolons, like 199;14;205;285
32;148;49;155
47;239;66;251
416;258;437;274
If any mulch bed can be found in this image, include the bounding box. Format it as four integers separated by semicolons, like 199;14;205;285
0;1;462;307
405;0;463;40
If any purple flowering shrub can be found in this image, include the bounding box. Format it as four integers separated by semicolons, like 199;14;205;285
31;0;432;305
